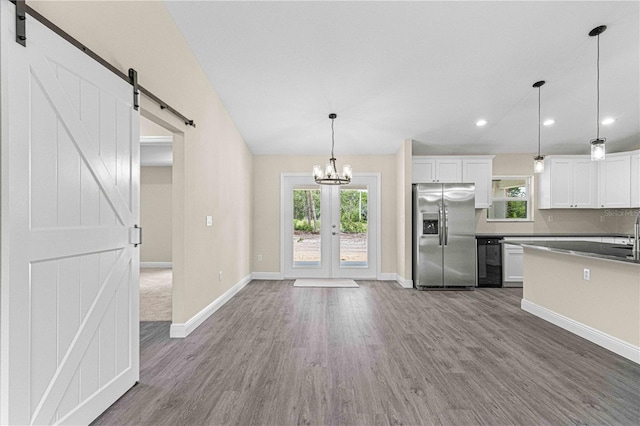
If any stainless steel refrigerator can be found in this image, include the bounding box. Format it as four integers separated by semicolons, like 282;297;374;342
413;183;476;289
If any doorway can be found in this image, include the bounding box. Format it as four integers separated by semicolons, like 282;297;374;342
139;116;174;322
282;174;379;279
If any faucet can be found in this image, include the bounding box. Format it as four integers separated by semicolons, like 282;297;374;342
633;210;640;255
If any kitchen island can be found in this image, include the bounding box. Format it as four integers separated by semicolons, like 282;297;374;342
515;241;639;363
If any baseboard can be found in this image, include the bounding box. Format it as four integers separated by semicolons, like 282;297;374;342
140;262;172;269
395;274;414;289
521;299;640;364
377;272;396;281
170;274;252;338
251;271;284;280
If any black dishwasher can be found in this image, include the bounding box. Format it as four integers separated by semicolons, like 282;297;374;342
477;238;503;287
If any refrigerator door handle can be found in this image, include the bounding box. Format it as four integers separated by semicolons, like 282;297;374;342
444;204;449;246
438;204;443;246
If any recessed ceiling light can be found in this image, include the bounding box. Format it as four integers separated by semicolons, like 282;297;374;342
476;119;488;127
601;117;615;125
543;119;555;126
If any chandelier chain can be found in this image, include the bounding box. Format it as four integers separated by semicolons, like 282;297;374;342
330;117;335;159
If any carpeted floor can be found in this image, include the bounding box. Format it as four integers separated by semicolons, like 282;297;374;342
140;268;172;321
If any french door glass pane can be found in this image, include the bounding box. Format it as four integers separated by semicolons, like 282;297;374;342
339;187;368;267
292;188;321;267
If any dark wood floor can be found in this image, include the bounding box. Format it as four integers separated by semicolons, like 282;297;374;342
93;281;640;425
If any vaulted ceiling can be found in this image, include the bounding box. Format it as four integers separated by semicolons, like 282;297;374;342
165;1;639;156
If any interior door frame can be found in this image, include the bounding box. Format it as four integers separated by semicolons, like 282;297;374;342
280;173;381;280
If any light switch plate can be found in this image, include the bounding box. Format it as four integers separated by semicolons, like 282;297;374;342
206;216;213;226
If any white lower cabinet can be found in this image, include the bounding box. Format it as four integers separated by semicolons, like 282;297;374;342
502;243;524;287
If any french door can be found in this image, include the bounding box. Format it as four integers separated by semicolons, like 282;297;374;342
282;174;379;279
1;2;139;425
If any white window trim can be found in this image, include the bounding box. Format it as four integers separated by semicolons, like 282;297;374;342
487;175;534;222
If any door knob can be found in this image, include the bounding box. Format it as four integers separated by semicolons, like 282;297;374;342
332;232;337;235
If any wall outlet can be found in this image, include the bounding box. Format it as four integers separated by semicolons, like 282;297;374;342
583;268;590;281
257;255;263;262
548;215;553;222
206;215;213;227
600;216;605;222
219;271;223;281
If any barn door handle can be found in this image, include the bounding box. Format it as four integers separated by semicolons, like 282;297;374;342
130;225;142;247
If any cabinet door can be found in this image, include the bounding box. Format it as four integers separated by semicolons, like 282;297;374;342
598;155;631;208
631;153;640;208
549;158;573;208
412;159;435;183
572;159;598;208
436;159;462;182
502;244;523;285
462;158;492;208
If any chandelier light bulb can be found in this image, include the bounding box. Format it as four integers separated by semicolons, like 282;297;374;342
313;165;322;180
343;164;352;180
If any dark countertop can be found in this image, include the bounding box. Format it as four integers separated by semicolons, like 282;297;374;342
475;233;630;239
511;241;640;265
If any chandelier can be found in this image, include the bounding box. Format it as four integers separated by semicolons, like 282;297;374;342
313;113;352;185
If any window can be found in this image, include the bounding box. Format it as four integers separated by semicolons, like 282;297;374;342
487;176;532;221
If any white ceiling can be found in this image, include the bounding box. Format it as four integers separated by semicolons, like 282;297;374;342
164;1;639;156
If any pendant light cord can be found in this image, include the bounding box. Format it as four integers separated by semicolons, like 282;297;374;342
537;85;541;156
596;33;600;140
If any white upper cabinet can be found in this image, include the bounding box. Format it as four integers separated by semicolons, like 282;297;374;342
537;156;598;209
412;158;436;182
435;158;462;182
462;157;493;208
412;156;493;208
630;151;640;208
598;153;631;208
412;157;462;183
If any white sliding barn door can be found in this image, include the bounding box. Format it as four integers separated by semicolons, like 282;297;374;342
1;2;140;425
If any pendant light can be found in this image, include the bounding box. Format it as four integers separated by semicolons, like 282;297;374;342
532;80;546;173
589;25;607;161
313;114;352;185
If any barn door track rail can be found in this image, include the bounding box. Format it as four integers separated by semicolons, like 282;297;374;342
11;0;196;128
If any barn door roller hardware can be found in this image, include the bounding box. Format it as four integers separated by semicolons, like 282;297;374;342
9;0;196;128
15;0;26;46
129;69;139;111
